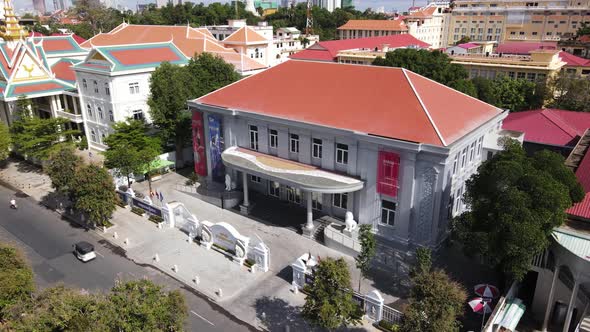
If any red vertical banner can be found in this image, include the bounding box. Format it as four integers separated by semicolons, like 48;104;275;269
377;151;400;197
192;111;207;176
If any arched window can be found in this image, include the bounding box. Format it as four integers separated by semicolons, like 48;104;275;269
104;83;110;95
82;79;87;89
101;133;106;143
98;107;103;119
86;104;92;117
90;129;96;142
109;110;114;122
93;80;98;93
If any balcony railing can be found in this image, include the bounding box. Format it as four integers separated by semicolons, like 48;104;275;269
56;109;84;123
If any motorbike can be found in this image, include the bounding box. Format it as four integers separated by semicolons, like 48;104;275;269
10;201;17;209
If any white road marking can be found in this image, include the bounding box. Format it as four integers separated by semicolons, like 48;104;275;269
191;310;215;326
95;251;104;258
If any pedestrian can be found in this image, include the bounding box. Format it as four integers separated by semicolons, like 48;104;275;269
88;151;93;158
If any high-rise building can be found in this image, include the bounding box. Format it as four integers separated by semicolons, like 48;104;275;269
53;0;68;11
32;0;46;14
341;0;352;8
448;0;590;46
312;0;340;12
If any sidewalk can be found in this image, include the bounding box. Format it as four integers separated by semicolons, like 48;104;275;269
0;161;381;331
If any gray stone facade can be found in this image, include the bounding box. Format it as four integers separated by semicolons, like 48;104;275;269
191;103;507;249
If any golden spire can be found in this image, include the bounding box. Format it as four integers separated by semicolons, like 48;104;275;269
0;0;24;42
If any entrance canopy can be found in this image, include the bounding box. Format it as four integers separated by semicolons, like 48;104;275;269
222;146;364;194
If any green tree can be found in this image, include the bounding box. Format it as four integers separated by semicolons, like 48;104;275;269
7;286;105;332
577;22;590;36
302;257;362;330
454;36;471;45
10;97;79;160
547;72;590;112
409;247;432;279
355;224;376;292
148;62;193;167
103;279;187;331
0;244;34;320
71;164;116;227
44;145;82;197
104;120;161;188
372;49;476;95
0;121;10;161
452;140;584;280
401;249;467;332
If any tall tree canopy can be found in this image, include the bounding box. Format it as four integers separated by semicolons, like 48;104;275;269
44;145;82;198
453;140;584;280
302;257;362;329
103;120;161;187
71;164;116;227
546;72;590;112
401;248;467;332
148;53;239;166
0;245;34;321
472;76;544;112
372;49;476;96
0;121;10;161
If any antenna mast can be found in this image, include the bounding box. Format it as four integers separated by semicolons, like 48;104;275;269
305;0;313;35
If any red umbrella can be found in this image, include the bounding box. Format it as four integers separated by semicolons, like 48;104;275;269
474;284;500;299
469;297;493;314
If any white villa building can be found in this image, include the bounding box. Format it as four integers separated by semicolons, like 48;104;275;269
73;23;265;152
205;19;318;68
188;60;512;249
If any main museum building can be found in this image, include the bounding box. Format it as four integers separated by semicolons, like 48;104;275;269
189;61;509;248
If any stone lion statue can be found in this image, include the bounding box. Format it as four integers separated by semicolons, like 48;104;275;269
344;211;357;232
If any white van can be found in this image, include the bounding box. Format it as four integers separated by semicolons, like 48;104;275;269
73;241;96;262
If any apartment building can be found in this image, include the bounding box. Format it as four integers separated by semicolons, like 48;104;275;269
448;0;590;46
404;2;451;49
337;20;409;40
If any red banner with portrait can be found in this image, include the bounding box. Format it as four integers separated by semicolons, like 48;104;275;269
192;111;207;176
377;151;400;197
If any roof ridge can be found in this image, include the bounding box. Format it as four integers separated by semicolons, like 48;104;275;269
401;68;446;146
541;110;580;138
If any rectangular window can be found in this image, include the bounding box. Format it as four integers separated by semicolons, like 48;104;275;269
380;200;396;226
82;79;87;89
477;137;483;156
453;154;458;175
269;129;278;148
105;83;110;95
455;187;463;212
461;148;467;168
93;80;99;93
109;110;114;122
129;82;140;94
249;125;259;150
312;192;322;210
250;175;261;183
333;193;348;209
312;138;322;159
269;181;280;197
290;134;299;153
517;72;526;79
132;110;144;121
508;71;515;79
469;142;475;162
526;72;536;81
336;143;349;165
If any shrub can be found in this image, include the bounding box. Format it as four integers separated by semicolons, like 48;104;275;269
244;259;255;268
185;172;200;186
131;207;145;216
148;215;163;224
378;320;399;332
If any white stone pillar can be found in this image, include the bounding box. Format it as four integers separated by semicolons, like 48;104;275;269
542;265;561;331
73;97;79;114
346;192;353;216
562;278;580;332
306;191;313;229
242;172;249;207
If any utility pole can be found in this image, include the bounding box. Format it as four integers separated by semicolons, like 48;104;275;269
305;0;313;35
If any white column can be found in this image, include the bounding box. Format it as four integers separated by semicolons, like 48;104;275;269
562;278;580;332
346;192;353;216
542;265;561;331
242;172;249;207
73;97;79;114
306;191;313;229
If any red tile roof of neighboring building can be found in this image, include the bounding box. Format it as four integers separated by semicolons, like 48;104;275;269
458;42;480;49
503;109;590;146
28;32;86;45
567;146;590;220
579;35;590;43
194;61;502;147
109;46;183;66
406;6;437;18
559;51;590;67
496;41;558;55
337;19;408;32
51;59;79;83
223;26;268;44
290;34;430;62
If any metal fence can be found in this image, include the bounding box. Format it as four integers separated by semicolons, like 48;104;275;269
382;304;403;324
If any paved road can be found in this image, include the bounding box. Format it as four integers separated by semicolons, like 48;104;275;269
0;184;257;332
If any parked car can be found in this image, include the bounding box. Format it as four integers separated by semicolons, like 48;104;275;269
73;241;96;262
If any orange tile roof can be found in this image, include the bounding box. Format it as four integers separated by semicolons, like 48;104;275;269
337;20;408;32
195;61;501;147
81;24;264;72
223;26;268;44
406;6;437;18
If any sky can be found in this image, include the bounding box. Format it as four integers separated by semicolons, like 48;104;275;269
16;0;420;15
